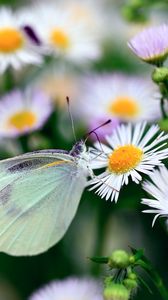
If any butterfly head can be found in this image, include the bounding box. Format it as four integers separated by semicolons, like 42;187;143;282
70;140;87;157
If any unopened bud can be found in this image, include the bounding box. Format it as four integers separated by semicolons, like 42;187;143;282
109;250;130;269
129;255;135;264
128;272;137;280
104;283;130;300
152;67;168;84
123;278;138;291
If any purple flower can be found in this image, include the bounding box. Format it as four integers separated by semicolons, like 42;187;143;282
128;24;168;64
29;277;103;300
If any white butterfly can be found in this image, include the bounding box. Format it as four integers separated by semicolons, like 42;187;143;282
0;140;94;256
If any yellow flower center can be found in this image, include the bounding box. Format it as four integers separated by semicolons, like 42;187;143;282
50;28;70;49
0;27;24;53
108;145;143;174
108;96;139;118
8;111;37;131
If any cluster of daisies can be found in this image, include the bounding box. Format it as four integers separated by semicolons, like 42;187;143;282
0;2;104;73
85;23;168;226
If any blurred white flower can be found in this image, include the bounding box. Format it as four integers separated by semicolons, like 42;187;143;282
0;89;52;137
75;73;161;124
57;0;104;28
35;66;80;108
29;277;103;300
20;3;101;64
0;7;42;73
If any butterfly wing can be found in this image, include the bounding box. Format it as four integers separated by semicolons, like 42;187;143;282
0;151;87;256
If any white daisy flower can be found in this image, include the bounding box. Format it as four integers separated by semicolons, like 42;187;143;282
75;73;161;124
0;7;42;73
89;123;168;203
21;3;100;63
0;89;52;137
142;166;168;226
29;277;103;300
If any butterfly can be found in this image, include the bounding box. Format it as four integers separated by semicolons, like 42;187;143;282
0;90;111;257
0;140;94;256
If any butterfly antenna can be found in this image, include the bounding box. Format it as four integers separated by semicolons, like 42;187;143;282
86;119;111;137
66;96;77;142
84;119;111;153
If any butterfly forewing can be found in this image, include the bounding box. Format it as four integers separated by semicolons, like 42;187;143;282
0;152;87;255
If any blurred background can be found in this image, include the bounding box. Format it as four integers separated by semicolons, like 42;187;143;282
0;0;167;299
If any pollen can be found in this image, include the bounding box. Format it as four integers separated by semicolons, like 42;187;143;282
108;96;139;118
0;27;24;53
50;28;70;49
108;145;143;174
8;111;37;131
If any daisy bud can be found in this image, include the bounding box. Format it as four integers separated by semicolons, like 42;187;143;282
129;255;136;264
103;283;130;300
108;250;130;269
152;67;168;84
123;279;138;291
127;272;137;280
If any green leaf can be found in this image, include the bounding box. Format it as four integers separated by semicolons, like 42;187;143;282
138;275;153;295
131;248;168;300
89;256;109;264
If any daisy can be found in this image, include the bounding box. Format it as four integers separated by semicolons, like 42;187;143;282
75;74;161;125
0;89;52;137
0;7;42;73
128;24;168;65
21;4;100;63
142;166;168;226
29;277;103;300
89;122;168;202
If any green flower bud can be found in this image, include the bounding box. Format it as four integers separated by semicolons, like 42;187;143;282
158;119;168;132
104;283;130;300
104;276;114;287
109;250;130;269
129;255;135;265
152;67;168;84
127;272;137;280
123;278;138;291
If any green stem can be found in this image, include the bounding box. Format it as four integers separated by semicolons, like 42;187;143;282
3;67;15;93
160;97;167;119
91;200;111;275
19;135;30;153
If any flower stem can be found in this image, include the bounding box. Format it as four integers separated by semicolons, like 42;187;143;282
19;135;30;153
3;67;15;93
91;200;111;275
160;97;167;119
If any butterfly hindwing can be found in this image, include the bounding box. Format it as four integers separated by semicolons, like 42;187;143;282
0;152;87;255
